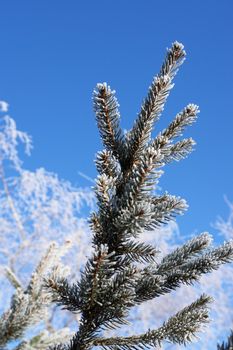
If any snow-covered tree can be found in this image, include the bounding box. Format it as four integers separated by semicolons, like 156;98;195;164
215;198;233;241
45;42;233;350
0;103;95;349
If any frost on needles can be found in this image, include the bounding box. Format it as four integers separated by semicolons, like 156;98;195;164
46;42;233;350
217;331;233;350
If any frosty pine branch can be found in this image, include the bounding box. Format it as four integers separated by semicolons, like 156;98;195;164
46;42;233;350
217;331;233;350
0;242;70;349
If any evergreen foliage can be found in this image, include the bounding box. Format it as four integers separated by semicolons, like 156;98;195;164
217;332;233;350
46;42;233;350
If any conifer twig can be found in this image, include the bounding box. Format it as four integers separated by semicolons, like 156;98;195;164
125;41;186;168
91;295;212;349
93;83;125;162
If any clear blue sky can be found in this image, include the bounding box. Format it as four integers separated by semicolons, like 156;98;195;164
0;0;233;237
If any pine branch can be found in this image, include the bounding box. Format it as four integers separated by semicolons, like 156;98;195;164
134;240;233;303
60;269;137;350
91;209;158;262
157;103;199;142
95;150;121;179
162;137;196;163
217;331;233;350
89;212;106;247
116;106;196;212
76;245;125;314
27;243;58;297
93;83;125;161
144;104;198;168
158;232;212;272
77;254;136;330
113;200;156;238
178;240;233;275
125;42;186;168
118;241;159;264
116;139;192;217
118;147;164;206
13;329;72;350
91;295;211;350
113;195;187;241
48;345;68;350
148;194;188;228
0;243;68;348
4;267;22;289
95;174;116;216
45;275;81;313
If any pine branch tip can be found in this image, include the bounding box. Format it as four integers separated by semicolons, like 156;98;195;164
171;41;186;56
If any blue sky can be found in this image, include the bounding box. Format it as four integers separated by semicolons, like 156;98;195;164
0;0;233;237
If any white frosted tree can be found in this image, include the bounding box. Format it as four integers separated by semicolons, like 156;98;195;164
0;103;95;349
215;198;233;241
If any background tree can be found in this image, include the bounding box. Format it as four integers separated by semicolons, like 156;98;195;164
215;198;233;241
0;105;95;349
